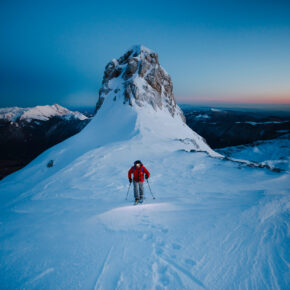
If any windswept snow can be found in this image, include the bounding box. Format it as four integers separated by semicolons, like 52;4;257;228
0;138;289;289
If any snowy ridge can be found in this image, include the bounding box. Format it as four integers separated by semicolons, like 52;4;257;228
0;104;87;122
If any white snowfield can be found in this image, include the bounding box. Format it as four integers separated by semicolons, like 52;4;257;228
1;41;290;289
0;104;87;122
0;93;289;289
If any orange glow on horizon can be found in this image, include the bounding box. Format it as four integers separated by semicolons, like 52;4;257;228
177;94;290;105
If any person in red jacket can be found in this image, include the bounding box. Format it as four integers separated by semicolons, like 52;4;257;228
128;160;150;204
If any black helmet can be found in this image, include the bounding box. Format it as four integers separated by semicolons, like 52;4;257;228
134;160;142;165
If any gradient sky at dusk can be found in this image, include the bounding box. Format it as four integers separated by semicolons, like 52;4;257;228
0;0;290;108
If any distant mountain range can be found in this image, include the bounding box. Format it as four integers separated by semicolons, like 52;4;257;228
1;102;289;179
181;105;290;148
0;104;90;179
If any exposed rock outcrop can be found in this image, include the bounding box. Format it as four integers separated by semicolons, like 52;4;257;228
95;45;185;122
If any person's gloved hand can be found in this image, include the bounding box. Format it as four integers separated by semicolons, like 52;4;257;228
145;175;149;180
129;178;132;183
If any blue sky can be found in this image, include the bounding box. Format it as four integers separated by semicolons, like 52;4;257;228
0;0;290;108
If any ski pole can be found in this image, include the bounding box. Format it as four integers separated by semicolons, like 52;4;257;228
146;179;156;199
126;182;132;200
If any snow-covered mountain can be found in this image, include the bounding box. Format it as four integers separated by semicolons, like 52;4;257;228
93;44;218;157
0;45;289;289
0;104;87;123
0;104;90;179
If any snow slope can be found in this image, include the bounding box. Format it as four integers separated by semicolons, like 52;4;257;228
217;133;290;171
0;135;289;289
0;46;289;289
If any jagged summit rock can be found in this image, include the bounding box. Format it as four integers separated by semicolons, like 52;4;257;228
95;45;185;122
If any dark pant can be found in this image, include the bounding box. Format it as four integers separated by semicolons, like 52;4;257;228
133;180;144;200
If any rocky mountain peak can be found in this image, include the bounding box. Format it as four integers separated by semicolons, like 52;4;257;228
95;45;185;122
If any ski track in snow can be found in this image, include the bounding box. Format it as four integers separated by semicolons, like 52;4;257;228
94;247;114;290
24;268;55;287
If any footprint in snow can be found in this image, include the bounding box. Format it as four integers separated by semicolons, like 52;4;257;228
155;264;170;286
142;233;153;241
156;247;163;255
157;241;165;247
185;259;196;267
172;243;182;250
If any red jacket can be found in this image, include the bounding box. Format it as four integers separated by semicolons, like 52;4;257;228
128;164;150;182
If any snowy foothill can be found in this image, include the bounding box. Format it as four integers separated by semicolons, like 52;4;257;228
0;104;87;123
0;45;289;289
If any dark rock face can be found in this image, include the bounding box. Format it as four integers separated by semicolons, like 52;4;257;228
0;117;90;179
138;58;151;77
95;45;185;122
182;107;290;148
123;58;138;80
145;68;162;94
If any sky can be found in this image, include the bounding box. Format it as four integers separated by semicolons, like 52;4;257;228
0;0;290;109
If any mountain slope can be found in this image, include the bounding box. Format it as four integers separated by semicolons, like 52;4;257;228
0;46;289;289
0;104;90;179
1;138;289;289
